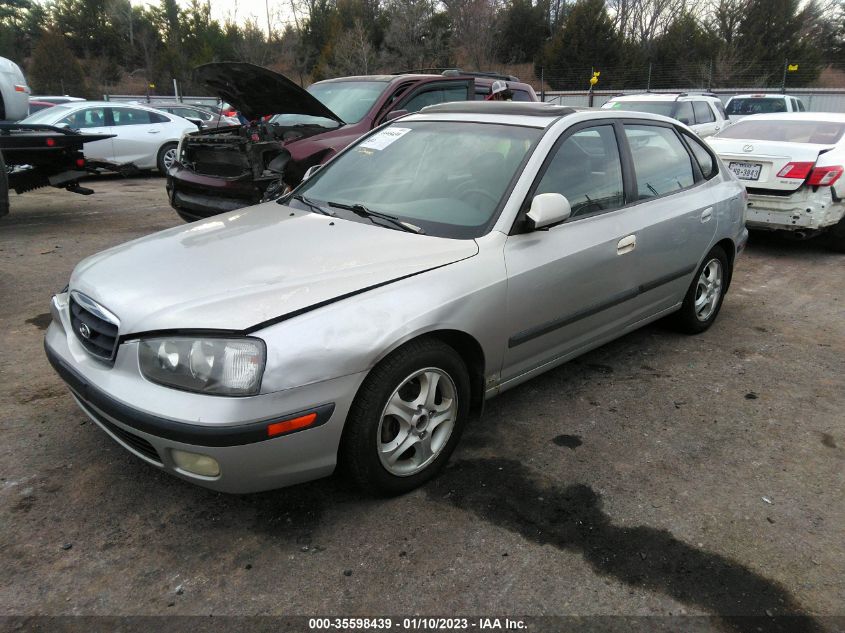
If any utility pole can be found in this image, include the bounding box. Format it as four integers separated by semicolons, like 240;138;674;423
265;0;272;40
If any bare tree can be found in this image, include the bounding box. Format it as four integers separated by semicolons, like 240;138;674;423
383;0;448;69
328;19;377;75
608;0;691;47
442;0;500;69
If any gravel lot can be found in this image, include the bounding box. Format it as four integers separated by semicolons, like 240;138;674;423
1;176;843;629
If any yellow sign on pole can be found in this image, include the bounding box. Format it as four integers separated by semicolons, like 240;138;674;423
787;64;799;72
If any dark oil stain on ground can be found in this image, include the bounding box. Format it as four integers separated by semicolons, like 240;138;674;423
427;459;821;633
553;434;582;450
26;313;52;330
820;433;837;449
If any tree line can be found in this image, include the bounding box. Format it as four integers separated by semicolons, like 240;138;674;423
1;0;843;97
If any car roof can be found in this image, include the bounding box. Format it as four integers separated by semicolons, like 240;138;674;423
609;93;719;102
406;101;678;128
314;74;534;91
727;93;797;99
727;112;845;123
48;100;170;111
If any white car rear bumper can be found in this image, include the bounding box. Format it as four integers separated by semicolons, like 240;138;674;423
746;187;845;232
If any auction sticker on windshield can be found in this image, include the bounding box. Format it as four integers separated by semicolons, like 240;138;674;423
359;127;411;151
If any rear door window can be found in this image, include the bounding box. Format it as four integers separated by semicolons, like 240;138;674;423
534;125;624;218
674;101;694;125
624;124;695;199
402;84;471;113
111;107;166;125
693;101;715;124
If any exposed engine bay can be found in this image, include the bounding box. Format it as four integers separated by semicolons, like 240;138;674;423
178;121;330;190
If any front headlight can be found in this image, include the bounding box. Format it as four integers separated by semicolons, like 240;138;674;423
138;337;266;396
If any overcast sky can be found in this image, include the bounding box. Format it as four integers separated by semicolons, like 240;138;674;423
135;0;296;30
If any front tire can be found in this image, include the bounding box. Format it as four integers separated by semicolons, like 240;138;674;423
673;245;729;334
340;338;471;495
156;142;178;175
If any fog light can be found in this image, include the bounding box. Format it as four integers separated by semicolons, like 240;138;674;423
171;450;220;477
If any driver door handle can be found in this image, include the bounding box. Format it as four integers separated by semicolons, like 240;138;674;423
617;235;636;255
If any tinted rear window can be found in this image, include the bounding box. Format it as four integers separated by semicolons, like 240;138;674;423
608;101;675;117
725;97;787;115
716;120;845;144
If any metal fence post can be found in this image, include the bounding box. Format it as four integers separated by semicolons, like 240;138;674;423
540;67;545;101
647;63;652;92
781;60;788;94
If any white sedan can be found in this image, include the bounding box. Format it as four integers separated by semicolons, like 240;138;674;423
20;101;196;173
707;113;845;252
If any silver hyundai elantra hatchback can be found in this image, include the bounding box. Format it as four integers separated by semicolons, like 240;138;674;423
45;102;748;495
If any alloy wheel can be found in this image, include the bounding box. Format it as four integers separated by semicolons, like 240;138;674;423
694;258;723;321
377;367;458;477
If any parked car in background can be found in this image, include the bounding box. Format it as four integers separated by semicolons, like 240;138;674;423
147;102;240;129
707;113;845;251
602;93;729;138
167;63;538;221
46;102;746;494
20;101;197;173
28;100;56;115
0;56;30;121
30;96;86;105
724;93;806;120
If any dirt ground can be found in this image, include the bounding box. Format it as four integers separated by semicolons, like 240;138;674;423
1;176;843;630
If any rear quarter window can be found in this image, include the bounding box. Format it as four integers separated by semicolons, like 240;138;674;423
682;131;718;179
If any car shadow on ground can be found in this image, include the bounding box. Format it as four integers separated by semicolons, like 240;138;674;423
746;230;839;257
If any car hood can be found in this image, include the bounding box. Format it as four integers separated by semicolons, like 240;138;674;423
195;62;344;123
69;202;478;335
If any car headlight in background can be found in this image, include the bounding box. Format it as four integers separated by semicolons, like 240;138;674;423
138;337;265;396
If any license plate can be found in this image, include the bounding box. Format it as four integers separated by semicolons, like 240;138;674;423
729;162;762;180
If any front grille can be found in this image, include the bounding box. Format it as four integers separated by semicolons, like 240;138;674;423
69;293;119;361
77;395;162;464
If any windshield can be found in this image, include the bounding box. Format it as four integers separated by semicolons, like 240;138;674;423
293;121;542;238
725;98;787;116
715;120;845;144
21;104;72;124
271;80;388;128
607;101;675;117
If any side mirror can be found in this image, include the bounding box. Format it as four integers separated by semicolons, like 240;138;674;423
384;109;409;122
186;117;204;130
527;193;571;230
302;164;322;181
678;117;691;125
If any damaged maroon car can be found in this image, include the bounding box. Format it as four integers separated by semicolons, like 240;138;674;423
166;62;538;221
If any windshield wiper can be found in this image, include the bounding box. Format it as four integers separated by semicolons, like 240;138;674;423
291;194;333;216
327;201;423;234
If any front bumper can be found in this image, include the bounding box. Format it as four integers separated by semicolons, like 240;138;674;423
44;295;364;493
746;187;845;232
166;164;266;220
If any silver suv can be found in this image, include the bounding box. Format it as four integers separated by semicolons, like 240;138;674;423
45;103;748;495
603;93;729;137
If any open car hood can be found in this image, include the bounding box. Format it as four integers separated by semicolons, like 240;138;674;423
195;62;344;124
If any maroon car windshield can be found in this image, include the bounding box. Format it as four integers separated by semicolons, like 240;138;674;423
272;80;389;127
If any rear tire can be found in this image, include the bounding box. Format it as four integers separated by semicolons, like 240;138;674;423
340;338;471;496
156;142;178;175
672;245;729;334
